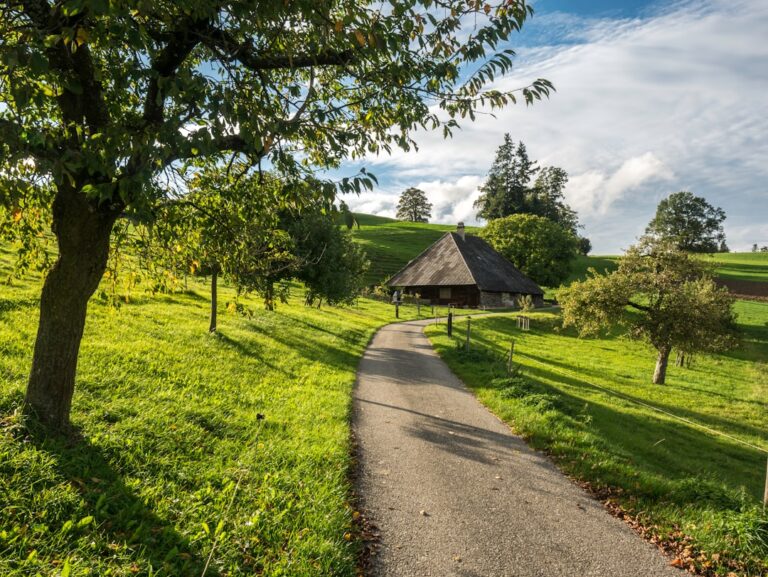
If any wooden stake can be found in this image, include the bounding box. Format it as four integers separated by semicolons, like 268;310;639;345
764;456;768;509
507;340;515;374
465;317;471;351
447;311;453;336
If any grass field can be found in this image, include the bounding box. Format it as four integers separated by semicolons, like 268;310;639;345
698;252;768;283
425;304;768;575
351;216;479;286
0;243;438;577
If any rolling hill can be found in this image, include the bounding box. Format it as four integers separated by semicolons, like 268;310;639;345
351;214;768;291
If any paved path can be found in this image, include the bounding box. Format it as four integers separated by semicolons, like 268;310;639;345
353;320;680;577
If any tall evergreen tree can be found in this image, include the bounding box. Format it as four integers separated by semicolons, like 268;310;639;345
396;187;432;222
530;166;578;234
474;135;539;220
474;135;588;244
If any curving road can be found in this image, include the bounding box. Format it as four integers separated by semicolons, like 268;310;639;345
353;319;680;577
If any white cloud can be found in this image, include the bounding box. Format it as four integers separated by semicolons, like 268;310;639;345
353;0;768;253
566;152;674;216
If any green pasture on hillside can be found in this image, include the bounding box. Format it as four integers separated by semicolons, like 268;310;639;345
697;252;768;282
351;216;479;285
425;304;768;575
0;243;435;577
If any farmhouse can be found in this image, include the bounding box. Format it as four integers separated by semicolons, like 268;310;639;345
387;223;544;308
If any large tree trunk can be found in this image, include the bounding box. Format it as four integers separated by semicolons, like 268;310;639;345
209;270;218;333
24;188;118;429
652;346;671;385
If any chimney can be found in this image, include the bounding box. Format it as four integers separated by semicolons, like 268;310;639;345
457;222;465;240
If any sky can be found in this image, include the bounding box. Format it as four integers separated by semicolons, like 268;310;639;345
339;0;768;254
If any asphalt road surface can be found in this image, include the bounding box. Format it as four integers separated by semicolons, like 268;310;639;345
353;319;680;577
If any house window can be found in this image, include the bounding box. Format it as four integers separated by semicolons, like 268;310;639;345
439;287;451;299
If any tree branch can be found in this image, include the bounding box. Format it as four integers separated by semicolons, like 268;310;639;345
201;25;355;71
0;119;58;162
627;300;651;312
142;19;208;126
19;0;110;131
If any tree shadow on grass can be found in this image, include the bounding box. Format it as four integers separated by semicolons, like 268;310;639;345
517;358;768;449
28;424;217;576
508;364;767;500
242;321;362;373
0;296;39;319
213;331;288;375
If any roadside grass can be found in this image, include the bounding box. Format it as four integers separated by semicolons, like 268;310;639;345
425;303;768;575
0;245;433;577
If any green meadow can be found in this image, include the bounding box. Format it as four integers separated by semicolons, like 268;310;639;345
425;302;768;575
2;213;767;576
697;252;768;283
0;243;429;577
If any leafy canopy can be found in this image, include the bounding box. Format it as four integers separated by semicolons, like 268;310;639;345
479;213;578;287
645;191;726;253
0;0;553;229
290;211;369;307
148;168;302;295
396;187;432;223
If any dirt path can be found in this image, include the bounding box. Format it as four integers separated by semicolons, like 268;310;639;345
353;320;680;577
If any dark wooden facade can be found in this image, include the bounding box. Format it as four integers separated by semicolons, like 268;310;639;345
406;285;480;307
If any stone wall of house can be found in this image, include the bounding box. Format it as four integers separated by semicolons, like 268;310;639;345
479;291;503;308
480;291;545;309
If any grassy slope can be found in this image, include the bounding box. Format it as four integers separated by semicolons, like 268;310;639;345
0;244;435;577
425;304;768;574
696;252;768;282
350;216;479;286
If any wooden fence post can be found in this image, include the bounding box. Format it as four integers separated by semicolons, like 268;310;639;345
764;456;768;509
395;303;399;319
465;317;471;351
447;311;453;336
507;340;515;374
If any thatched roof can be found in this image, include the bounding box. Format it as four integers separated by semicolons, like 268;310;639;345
387;232;543;295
